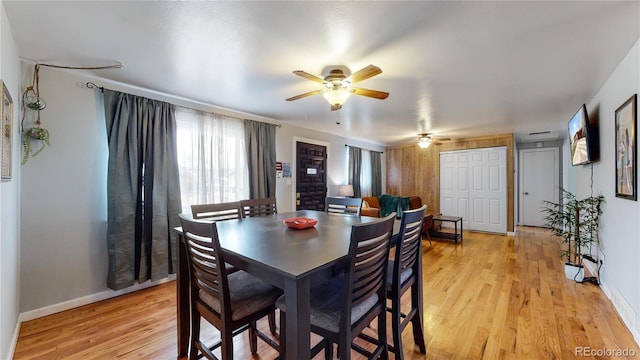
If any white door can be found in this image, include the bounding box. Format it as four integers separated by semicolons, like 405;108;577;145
440;147;507;234
440;151;469;220
468;148;507;233
519;148;559;227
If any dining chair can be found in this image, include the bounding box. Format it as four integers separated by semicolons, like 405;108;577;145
190;201;243;273
179;214;281;360
325;196;363;216
240;197;277;217
189;200;279;332
191;201;243;220
276;213;396;359
386;205;428;359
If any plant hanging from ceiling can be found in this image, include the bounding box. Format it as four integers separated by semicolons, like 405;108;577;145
19;60;123;164
21;64;50;165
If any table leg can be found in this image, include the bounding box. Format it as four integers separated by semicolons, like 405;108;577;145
177;234;189;360
412;242;426;353
283;277;311;360
454;221;458;244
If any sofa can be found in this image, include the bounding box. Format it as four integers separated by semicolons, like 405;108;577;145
362;194;434;237
361;194;423;218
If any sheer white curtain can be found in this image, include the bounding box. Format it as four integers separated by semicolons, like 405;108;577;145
360;150;373;197
175;107;249;213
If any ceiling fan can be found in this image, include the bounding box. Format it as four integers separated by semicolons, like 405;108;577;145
286;64;389;111
417;133;451;148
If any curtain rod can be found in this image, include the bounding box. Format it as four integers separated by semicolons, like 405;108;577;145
84;82;282;129
345;144;383;154
86;82;104;93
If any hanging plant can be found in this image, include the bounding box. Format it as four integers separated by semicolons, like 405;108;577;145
21;126;50;165
20;64;50;165
24;89;46;110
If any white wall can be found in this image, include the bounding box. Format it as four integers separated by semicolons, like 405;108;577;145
567;38;640;341
19;66;111;313
0;3;22;359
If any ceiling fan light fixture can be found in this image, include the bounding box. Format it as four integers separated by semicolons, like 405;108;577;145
323;88;351;108
418;135;431;148
287;65;387;110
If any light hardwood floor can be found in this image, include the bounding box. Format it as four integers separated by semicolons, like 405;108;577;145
14;226;640;359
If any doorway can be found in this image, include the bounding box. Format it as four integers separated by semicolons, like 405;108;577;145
295;141;327;211
519;148;559;227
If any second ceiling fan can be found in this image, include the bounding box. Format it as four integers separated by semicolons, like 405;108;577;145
286;64;389;111
418;133;452;148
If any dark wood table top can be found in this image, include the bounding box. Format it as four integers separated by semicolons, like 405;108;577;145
199;210;382;281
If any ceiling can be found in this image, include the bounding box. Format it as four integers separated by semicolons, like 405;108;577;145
4;1;639;146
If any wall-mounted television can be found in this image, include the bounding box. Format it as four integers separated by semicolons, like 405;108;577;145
568;104;594;166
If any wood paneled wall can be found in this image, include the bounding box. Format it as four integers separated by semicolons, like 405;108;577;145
386;133;514;232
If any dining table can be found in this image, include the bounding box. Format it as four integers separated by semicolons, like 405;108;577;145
175;209;399;360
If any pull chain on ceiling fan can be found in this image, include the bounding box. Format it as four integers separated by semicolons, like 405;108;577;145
286;64;389;111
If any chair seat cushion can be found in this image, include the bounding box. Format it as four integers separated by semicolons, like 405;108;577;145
200;270;282;321
276;274;379;334
386;260;414;288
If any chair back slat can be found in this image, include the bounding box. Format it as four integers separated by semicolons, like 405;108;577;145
191;201;242;221
352;246;388;303
240;197;277;218
325;196;363;216
179;215;230;313
394;205;427;286
343;214;395;320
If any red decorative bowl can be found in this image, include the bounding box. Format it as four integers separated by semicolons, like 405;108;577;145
283;217;318;230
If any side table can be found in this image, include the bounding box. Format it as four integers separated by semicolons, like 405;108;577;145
429;215;463;244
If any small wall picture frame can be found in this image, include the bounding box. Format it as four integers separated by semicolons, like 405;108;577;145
615;94;637;200
1;80;13;181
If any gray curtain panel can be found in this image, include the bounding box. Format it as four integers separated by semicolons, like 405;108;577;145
348;146;362;198
244;119;276;198
370;151;383;196
104;89;182;291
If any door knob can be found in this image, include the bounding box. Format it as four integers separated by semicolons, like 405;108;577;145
524;192;529;195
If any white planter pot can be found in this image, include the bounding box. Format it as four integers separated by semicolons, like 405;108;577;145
565;263;584;282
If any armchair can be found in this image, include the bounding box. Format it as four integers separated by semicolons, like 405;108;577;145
361;196;381;217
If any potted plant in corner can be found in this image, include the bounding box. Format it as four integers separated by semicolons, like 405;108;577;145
542;189;605;282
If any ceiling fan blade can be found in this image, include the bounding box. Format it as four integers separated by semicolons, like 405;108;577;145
286;89;323;101
293;70;326;84
349;65;382;84
432;137;452;142
351;87;389;100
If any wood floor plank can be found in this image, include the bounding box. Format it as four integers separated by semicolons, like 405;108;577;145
13;226;640;359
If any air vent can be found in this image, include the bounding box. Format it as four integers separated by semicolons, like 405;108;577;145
519;130;560;143
528;131;551;136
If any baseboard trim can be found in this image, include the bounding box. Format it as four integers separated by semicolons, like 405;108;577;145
6;317;21;360
601;281;640;345
19;275;176;323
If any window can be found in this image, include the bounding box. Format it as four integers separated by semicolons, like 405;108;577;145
360;149;372;197
175;107;249;213
346;146;378;197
